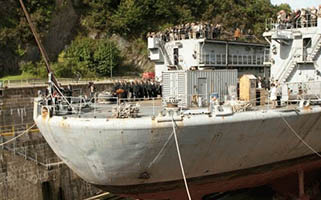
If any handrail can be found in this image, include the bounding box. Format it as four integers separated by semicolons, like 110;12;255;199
266;17;318;31
308;34;321;61
159;40;173;66
199;53;264;66
277;48;301;83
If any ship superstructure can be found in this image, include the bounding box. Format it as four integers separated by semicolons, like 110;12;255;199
148;36;270;81
32;11;321;200
263;16;321;104
264;17;321;84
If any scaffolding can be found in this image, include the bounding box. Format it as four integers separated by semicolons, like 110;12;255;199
0;123;64;169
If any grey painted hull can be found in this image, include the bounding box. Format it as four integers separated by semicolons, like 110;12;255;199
34;106;321;194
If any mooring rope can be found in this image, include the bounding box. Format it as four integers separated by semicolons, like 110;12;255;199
0;123;37;147
171;115;192;200
282;116;321;158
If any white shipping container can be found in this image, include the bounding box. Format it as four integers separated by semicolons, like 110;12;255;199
162;70;238;107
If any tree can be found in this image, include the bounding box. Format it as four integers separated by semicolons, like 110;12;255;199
110;0;145;36
94;40;121;76
54;37;122;78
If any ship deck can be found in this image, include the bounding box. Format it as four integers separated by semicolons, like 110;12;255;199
52;97;305;119
57;99;164;118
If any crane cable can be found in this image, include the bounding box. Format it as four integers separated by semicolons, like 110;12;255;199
282;116;321;158
171;114;192;200
18;0;69;106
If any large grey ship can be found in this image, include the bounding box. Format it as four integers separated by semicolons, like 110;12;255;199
33;13;321;200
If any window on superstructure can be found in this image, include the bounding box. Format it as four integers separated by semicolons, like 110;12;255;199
303;38;312;61
303;38;312;48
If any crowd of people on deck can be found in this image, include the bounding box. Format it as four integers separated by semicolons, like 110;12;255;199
111;79;161;100
147;21;260;42
147;5;321;42
277;5;321;28
147;22;224;42
40;79;162;106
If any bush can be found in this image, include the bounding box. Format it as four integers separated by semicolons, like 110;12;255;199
19;60;47;78
55;37;122;78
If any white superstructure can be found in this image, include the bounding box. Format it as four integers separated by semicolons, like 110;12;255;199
264;18;321;84
148;37;269;81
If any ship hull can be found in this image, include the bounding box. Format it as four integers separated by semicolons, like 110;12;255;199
34;106;321;199
95;155;321;200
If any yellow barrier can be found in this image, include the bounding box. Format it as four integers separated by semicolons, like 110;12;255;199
0;123;39;137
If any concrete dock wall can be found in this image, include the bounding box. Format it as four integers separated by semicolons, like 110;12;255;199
0;82;115;200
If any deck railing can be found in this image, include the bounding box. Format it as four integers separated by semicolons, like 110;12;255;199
36;81;321;119
266;17;318;31
199;53;265;66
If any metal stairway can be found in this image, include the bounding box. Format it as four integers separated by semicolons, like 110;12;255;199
280;60;297;83
307;34;321;61
159;41;173;66
277;48;300;83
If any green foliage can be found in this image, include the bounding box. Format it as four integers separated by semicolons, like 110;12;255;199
93;40;121;76
19;60;48;78
52;59;96;78
277;3;292;13
1;0;292;78
0;73;38;81
78;0;289;39
80;0;120;31
0;0;54;47
109;0;145;36
54;37;122;78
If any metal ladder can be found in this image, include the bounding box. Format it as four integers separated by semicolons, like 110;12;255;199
278;48;300;83
159;41;173;66
307;34;321;61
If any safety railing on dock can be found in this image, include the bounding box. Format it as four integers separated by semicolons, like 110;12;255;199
0;123;39;137
0;124;64;169
0;76;139;88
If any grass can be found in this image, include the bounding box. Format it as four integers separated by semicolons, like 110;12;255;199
0;73;39;81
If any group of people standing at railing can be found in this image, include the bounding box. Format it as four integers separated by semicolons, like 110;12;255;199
111;80;162;100
147;22;223;42
277;6;321;28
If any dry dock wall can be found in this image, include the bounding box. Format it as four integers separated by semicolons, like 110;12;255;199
0;151;99;200
0;82;113;200
0;82;113;127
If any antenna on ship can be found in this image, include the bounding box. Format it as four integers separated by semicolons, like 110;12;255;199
18;0;73;108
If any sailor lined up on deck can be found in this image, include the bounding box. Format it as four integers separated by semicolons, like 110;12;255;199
147;22;223;42
277;5;321;28
111;79;161;100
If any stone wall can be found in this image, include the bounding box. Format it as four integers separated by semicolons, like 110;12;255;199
0;82;114;200
0;150;100;200
0;82;113;127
